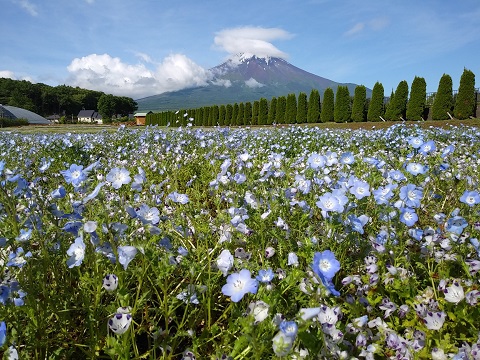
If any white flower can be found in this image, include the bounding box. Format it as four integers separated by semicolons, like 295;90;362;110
108;312;132;335
247;301;270;324
216;249;233;276
443;280;465;304
272;330;295;356
423;311;446;330
102;274;118;292
299;307;321;321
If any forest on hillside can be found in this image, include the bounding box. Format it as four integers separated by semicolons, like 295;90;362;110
0;78;137;119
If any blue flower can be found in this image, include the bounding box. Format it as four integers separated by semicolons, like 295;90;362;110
312;250;340;281
339;152;355;165
6;247;32;268
50;186;66;199
83;182;105;203
460;190;480;207
60;164;87;187
167;191;190;204
256;268;275;283
418;140;436;156
445;216;468;235
0;321;6;347
346;214;369;234
307;153;326;170
405;162;427;176
316;192;344;215
279;320;298;339
408;136;424;148
106;167;131;189
221;269;258;302
349;178;371;200
388;170;406;182
15;228;32;243
399;207;418;227
399;184;423;208
136;204;160;225
66;236;86;268
118;245;138;270
373;183;397;205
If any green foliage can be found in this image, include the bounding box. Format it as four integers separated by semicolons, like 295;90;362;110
285;93;297;124
97;94;117;121
334;86;351;122
0;78;136;117
296;92;308;124
225;104;233;126
406;76;427;121
454;68;476;120
252;101;259;125
307;89;321;123
258;98;268;125
276;96;287;124
232;103;239;126
0;117;29;127
384;89;396;121
244;102;252;125
367;82;385;122
268;97;277;125
237;103;245;126
432;74;454;120
210;105;219;126
386;80;409;121
351;85;367;122
320;88;334;122
219;105;226;126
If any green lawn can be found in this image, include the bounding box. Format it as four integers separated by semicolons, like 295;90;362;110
1;118;479;134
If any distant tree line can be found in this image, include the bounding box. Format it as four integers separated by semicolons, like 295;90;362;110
0;78;137;120
147;68;478;126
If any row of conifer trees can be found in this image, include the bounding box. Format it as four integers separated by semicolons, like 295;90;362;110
145;68;477;126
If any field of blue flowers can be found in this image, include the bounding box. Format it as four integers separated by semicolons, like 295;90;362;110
1;123;480;359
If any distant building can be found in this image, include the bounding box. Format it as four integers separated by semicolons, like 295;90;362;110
77;110;103;124
0;104;50;124
134;111;152;126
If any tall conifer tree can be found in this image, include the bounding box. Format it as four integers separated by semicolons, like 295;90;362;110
431;74;453;120
454;68;476;119
334;86;351;122
285;93;297;124
296;92;308;124
307;89;321;123
321;88;334;122
351;85;367;122
259;98;268;125
276;96;287;124
268;97;277;125
406;76;426;121
244;102;252;125
367;82;384;122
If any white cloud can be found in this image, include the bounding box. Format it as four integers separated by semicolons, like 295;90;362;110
344;23;365;36
369;17;389;31
0;70;17;79
66;53;212;98
0;70;34;82
211;79;232;88
14;0;38;16
214;26;293;59
344;17;390;37
244;78;264;88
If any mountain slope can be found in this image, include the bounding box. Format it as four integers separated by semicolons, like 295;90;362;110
136;54;369;111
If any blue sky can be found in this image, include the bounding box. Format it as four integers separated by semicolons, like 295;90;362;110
1;0;479;99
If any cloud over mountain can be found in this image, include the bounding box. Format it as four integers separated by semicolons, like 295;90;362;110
66;53;212;98
214;26;293;59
